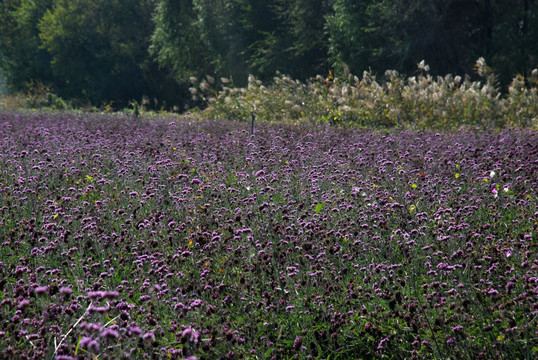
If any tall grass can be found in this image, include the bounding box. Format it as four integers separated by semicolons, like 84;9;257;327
191;58;538;130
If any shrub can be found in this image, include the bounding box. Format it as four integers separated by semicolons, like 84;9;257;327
23;81;70;110
194;58;538;130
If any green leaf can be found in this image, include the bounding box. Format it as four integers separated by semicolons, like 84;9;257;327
315;202;325;214
74;335;82;355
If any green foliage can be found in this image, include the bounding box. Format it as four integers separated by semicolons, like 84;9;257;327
196;59;538;130
272;0;333;80
192;0;250;85
0;0;54;91
0;73;6;95
315;202;326;214
150;0;332;85
1;0;181;108
1;0;536;108
24;80;69;110
325;0;375;74
150;0;213;82
326;0;538;86
486;0;538;85
39;0;160;106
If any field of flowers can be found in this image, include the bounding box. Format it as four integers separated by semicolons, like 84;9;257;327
0;111;537;359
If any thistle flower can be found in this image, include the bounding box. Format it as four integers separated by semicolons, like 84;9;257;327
104;290;119;298
142;331;155;345
79;336;93;349
128;326;143;337
293;336;303;350
100;328;119;340
35;286;49;295
88;340;100;353
181;327;200;344
18;299;30;309
189;299;202;308
452;325;463;332
59;287;72;295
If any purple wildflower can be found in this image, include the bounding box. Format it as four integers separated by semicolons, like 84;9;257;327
18;299;30;309
377;337;389;350
59;287;73;295
100;328;119;340
80;336;93;349
35;286;49;295
143;332;155;343
181;327;200;344
88;340;100;353
129;326;143;337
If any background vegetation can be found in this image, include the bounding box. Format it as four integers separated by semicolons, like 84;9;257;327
1;0;537;112
192;59;538;130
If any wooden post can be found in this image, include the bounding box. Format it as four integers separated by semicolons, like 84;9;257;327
250;111;255;135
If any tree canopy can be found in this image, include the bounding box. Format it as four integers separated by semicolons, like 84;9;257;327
0;0;536;107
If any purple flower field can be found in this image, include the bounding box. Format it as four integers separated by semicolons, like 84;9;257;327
0;111;537;359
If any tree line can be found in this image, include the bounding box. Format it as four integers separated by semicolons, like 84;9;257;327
1;0;536;109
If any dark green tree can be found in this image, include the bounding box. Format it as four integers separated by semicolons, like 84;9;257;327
39;0;163;106
150;0;281;84
188;0;249;85
236;0;286;80
326;0;537;85
326;0;375;75
327;0;475;76
485;0;538;84
150;0;213;83
0;0;53;92
151;0;333;84
273;0;333;80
